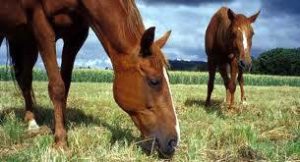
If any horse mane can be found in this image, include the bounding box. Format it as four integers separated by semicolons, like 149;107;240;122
119;0;145;44
119;0;169;68
159;53;170;68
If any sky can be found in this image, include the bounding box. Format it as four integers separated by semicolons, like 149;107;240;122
0;0;299;68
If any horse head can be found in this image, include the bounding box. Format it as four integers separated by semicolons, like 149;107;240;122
113;27;180;158
227;8;260;71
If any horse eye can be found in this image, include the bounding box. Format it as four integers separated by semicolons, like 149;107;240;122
148;79;161;88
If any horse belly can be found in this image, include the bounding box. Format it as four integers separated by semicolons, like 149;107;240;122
0;0;27;33
53;14;73;27
41;0;78;15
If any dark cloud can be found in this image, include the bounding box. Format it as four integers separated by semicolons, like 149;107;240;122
1;0;300;68
263;0;300;16
139;0;233;6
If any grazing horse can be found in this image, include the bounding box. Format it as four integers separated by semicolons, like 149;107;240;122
205;7;260;107
0;0;179;157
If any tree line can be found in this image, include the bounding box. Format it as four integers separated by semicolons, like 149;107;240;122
169;48;300;76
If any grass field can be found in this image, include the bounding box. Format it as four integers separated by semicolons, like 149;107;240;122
0;80;299;161
1;66;300;86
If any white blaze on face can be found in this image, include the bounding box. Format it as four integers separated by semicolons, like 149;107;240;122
242;31;248;53
238;28;248;54
163;67;180;144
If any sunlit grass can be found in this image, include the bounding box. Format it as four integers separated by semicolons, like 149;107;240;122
0;81;299;161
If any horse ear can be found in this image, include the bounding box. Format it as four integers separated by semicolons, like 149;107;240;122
155;30;171;48
249;10;260;23
140;27;155;58
227;8;236;21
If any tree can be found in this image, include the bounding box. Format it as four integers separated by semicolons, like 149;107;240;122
252;48;300;76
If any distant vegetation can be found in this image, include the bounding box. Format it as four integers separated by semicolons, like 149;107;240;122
1;67;300;87
252;48;300;76
169;48;300;76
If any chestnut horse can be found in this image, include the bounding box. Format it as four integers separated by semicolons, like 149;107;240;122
0;0;179;157
0;11;89;130
205;7;260;107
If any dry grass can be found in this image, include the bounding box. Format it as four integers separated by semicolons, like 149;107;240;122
0;81;299;161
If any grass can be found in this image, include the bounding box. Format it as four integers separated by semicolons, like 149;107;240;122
0;80;299;161
1;66;300;86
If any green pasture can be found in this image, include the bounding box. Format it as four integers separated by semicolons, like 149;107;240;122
0;80;299;161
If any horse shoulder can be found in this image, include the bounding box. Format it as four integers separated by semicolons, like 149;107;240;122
206;10;224;54
206;7;231;56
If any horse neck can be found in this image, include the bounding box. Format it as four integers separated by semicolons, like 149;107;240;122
82;0;145;59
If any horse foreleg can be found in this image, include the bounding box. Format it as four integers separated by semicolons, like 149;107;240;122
228;60;238;107
238;69;246;104
219;64;231;105
32;6;67;148
205;60;217;106
61;26;88;99
8;39;39;130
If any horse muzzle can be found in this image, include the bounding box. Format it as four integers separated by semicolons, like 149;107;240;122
156;135;178;159
139;135;178;159
239;60;252;71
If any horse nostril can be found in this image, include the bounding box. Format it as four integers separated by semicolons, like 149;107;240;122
168;138;177;148
239;60;246;68
157;138;177;158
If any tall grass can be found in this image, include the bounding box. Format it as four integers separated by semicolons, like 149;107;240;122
0;66;300;86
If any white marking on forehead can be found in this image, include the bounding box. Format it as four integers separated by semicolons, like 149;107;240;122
242;31;248;52
238;27;248;53
163;67;180;144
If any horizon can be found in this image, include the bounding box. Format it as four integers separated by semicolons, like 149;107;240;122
0;0;299;68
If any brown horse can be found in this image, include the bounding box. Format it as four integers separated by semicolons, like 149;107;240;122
205;7;260;107
0;0;179;157
1;13;89;129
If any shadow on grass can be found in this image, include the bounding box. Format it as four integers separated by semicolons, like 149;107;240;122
0;106;137;146
184;98;225;117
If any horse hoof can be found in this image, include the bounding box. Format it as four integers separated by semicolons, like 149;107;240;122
205;101;211;107
53;141;68;151
28;119;40;131
242;101;248;105
25;125;51;139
